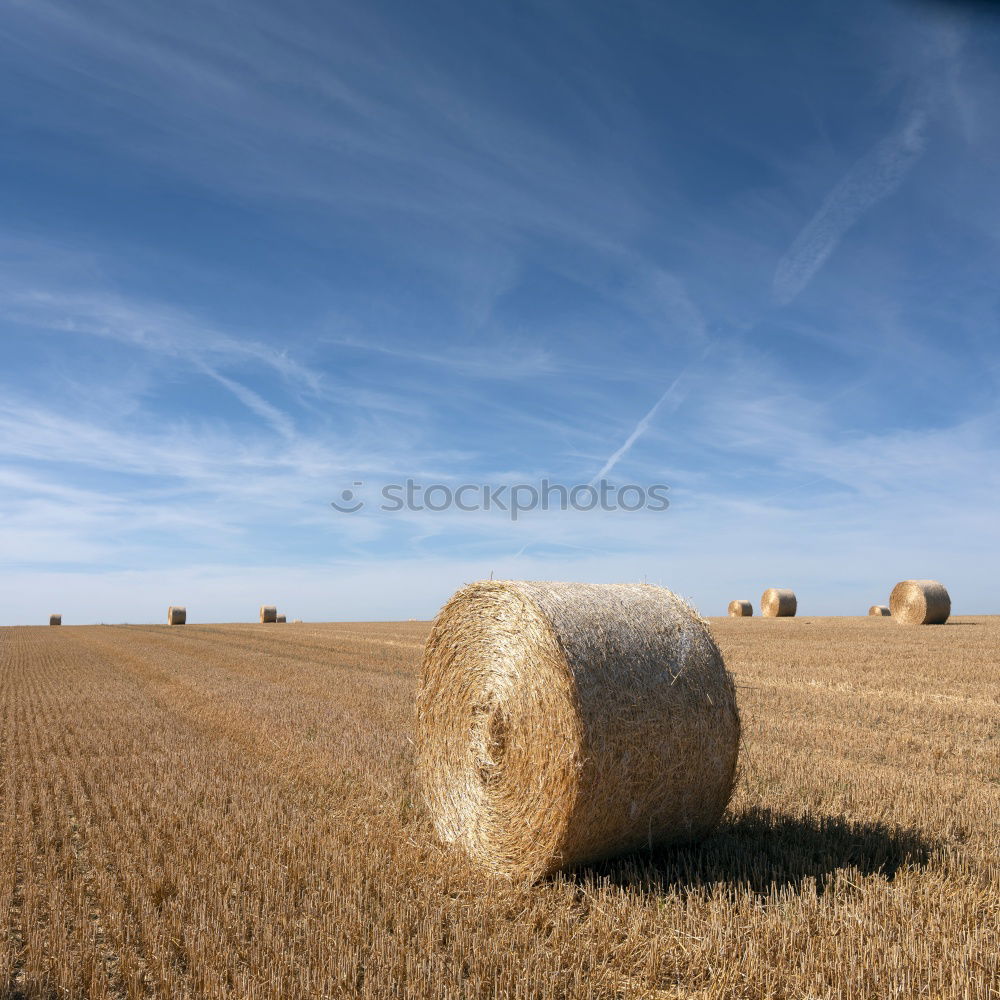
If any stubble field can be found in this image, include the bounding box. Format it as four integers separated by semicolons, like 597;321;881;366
1;615;997;999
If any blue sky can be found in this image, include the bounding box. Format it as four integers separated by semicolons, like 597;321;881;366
2;0;998;623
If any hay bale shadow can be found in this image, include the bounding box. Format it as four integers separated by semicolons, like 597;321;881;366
569;807;935;899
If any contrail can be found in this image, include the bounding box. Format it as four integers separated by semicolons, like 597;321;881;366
200;366;297;441
589;370;688;485
772;99;929;305
513;373;685;560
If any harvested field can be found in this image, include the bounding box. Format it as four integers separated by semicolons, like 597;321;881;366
1;616;998;999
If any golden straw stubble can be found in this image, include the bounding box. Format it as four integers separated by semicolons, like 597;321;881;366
416;580;741;880
760;588;797;617
889;580;951;625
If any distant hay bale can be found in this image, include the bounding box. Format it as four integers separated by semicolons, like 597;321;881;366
291;619;302;624
728;600;752;618
760;588;797;618
889;580;950;625
276;614;287;623
416;580;741;880
868;605;890;617
167;606;186;626
49;614;62;626
260;605;277;623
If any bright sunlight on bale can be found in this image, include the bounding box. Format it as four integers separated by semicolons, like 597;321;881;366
260;606;277;623
276;614;287;623
48;614;62;626
728;600;752;617
868;605;890;617
416;580;741;881
167;606;186;626
889;580;951;625
761;588;797;618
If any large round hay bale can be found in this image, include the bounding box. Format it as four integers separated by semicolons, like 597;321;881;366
260;605;277;623
167;606;186;625
276;614;287;623
868;605;890;617
760;588;796;617
889;580;950;625
49;614;62;626
728;599;752;617
416;580;741;880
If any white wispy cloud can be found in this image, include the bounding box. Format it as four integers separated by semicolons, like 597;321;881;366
772;98;930;305
326;335;560;380
0;0;644;257
620;266;709;342
2;286;322;392
198;367;297;441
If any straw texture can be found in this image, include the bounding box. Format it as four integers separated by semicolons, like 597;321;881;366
728;600;753;618
889;580;950;625
48;614;62;626
868;605;890;617
167;606;186;626
260;606;277;623
761;588;797;618
416;580;740;880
